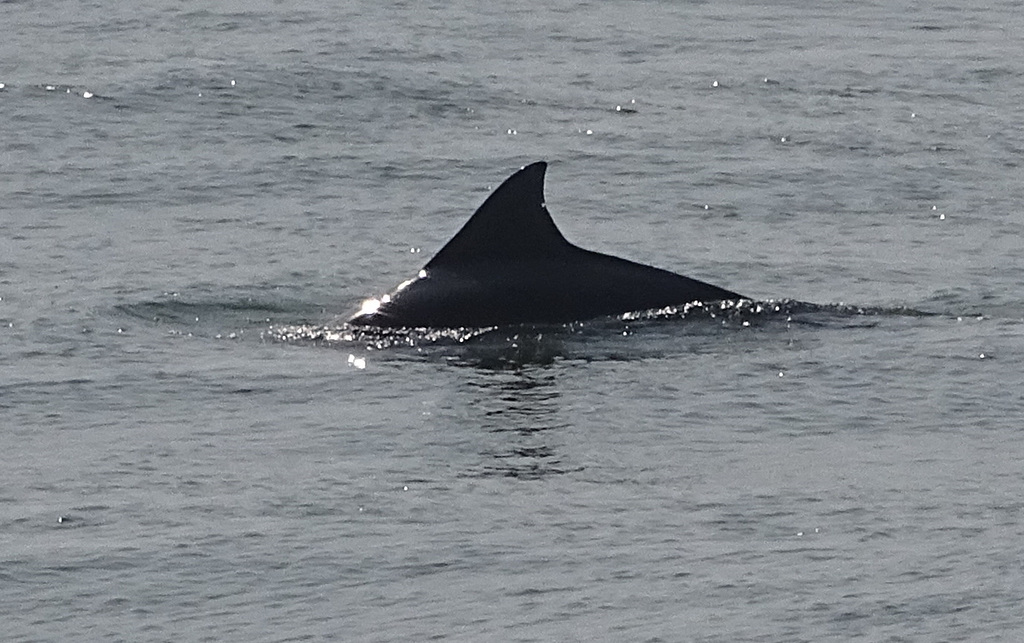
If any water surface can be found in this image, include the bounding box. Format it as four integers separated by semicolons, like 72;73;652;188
3;1;1024;640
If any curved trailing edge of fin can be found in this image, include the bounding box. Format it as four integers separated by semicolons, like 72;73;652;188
350;161;747;328
425;162;571;268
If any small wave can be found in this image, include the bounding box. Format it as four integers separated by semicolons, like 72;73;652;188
115;299;294;325
622;298;936;324
265;323;497;350
266;299;937;356
114;294;938;367
111;291;329;339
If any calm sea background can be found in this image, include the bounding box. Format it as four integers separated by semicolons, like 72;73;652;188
3;1;1024;640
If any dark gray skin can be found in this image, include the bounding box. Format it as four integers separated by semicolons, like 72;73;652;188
349;162;743;328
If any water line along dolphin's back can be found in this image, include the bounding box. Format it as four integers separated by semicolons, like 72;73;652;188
349;162;743;328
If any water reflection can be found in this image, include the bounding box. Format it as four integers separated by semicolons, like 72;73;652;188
455;361;581;480
449;329;569;369
265;299;935;480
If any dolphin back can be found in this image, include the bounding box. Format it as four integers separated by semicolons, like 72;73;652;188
350;163;743;328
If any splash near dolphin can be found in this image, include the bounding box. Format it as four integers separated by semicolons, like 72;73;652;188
349;162;743;328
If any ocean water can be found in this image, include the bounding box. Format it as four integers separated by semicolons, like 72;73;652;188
3;0;1024;640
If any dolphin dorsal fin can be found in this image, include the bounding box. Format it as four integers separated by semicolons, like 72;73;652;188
425;162;570;268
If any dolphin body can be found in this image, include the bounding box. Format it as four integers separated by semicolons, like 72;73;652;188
349;162;743;328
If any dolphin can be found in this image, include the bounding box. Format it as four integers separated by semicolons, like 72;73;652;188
349;162;743;328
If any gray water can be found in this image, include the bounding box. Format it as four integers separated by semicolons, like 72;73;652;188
3;0;1024;640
